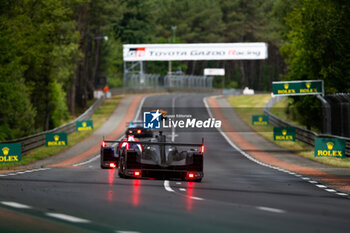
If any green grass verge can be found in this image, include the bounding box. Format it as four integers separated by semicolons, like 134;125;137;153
226;94;350;168
0;95;123;170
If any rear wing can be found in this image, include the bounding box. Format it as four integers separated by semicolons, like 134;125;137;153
126;122;145;127
103;138;205;153
104;138;204;147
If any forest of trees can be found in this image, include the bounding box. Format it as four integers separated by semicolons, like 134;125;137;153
0;0;349;140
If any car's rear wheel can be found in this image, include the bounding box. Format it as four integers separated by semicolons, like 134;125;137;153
118;158;126;178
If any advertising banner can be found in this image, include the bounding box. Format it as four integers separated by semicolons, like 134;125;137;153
0;143;21;163
272;80;323;96
46;133;68;147
204;68;225;76
252;115;269;126
123;43;268;61
273;127;295;141
76;120;93;132
314;137;346;158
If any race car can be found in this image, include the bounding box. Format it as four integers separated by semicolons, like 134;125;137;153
100;140;118;169
104;132;204;182
125;121;153;138
100;135;141;169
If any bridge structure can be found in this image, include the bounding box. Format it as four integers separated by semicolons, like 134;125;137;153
122;43;268;89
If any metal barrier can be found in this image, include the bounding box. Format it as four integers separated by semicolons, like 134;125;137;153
2;96;105;154
123;73;213;89
264;97;350;156
325;94;350;137
109;87;218;96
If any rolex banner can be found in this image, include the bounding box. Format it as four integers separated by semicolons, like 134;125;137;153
272;80;323;96
0;143;21;163
76;120;93;132
273;127;295;141
252;115;269;126
46;133;68;147
314;137;346;158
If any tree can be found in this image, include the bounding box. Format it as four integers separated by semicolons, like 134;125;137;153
278;0;350;130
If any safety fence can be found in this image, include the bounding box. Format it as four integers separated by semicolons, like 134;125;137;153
264;97;350;156
123;73;213;89
2;97;105;154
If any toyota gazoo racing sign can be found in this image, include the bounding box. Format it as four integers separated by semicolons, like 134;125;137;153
123;43;268;61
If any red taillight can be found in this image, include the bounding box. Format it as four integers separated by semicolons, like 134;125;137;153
134;171;141;177
137;129;141;134
201;145;205;153
109;163;116;168
188;172;195;179
102;141;106;147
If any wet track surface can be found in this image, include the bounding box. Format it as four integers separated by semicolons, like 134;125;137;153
1;94;350;233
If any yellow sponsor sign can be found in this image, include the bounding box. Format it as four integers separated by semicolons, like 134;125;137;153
0;155;19;162
47;141;66;146
275;135;294;140
316;150;342;157
77;126;92;131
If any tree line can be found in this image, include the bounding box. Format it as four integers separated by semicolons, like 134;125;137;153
0;0;349;140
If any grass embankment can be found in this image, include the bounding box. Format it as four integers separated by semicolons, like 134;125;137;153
0;95;123;170
226;94;350;168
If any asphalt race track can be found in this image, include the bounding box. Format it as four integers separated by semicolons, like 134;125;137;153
1;94;350;233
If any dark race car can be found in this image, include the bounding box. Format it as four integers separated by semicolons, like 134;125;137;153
100;135;141;169
104;132;204;182
100;141;118;169
125;121;153;138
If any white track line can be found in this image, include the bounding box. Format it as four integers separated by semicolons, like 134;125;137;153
73;154;99;167
133;96;146;122
46;213;90;223
117;231;141;233
257;206;286;214
1;201;31;209
203;97;350;199
336;193;349;196
0;168;50;177
164;180;175;192
190;196;204;201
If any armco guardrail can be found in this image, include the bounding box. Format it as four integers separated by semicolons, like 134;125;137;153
2;96;105;154
110;87;218;96
264;97;350;156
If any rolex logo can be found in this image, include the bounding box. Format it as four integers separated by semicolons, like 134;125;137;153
54;135;59;141
306;82;311;88
2;147;9;156
327;141;334;150
82;122;87;127
282;129;287;136
259;117;263;122
284;83;289;89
